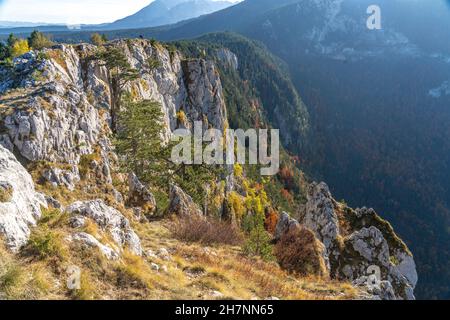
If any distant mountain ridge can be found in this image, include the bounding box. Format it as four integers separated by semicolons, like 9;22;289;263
0;0;236;35
0;21;57;28
109;0;235;30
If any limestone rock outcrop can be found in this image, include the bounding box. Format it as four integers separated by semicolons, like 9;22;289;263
274;211;300;241
42;166;80;191
0;48;103;165
0;39;229;257
168;184;203;217
180;59;227;132
275;181;417;300
0;145;47;251
215;48;238;71
304;183;340;259
67;232;120;260
127;172;156;216
65;199;142;256
0;39;228;195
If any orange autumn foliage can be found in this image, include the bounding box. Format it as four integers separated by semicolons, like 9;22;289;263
264;211;279;234
281;189;294;204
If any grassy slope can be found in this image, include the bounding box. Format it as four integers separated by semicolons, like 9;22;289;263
0;217;361;300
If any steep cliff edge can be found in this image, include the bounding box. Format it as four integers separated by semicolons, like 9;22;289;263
0;39;416;300
276;182;417;300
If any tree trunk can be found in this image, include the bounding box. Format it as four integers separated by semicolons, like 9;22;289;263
110;77;119;133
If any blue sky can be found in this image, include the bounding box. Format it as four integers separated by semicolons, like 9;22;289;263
0;0;241;24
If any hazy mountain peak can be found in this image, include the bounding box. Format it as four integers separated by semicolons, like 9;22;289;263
109;0;235;30
158;0;195;9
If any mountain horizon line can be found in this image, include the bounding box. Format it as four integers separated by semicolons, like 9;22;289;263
0;0;241;30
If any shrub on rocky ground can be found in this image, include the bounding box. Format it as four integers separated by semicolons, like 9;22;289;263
169;215;243;246
274;228;329;278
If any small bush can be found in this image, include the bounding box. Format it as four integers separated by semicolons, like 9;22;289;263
176;110;187;125
233;164;243;177
227;191;245;220
242;214;274;261
147;57;162;70
274;228;329;278
154;189;169;216
0;42;9;61
27;226;67;261
39;207;67;227
170;215;243;246
90;33;107;46
36;51;50;61
10;39;30;58
78;153;101;178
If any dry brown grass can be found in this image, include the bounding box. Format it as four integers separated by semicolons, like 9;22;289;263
169;215;243;246
0;217;361;300
169;240;358;300
2;154;364;301
136;221;361;300
0;240;60;300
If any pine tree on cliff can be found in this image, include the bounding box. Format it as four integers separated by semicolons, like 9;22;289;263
115;94;168;183
7;34;18;48
28;31;53;50
114;93;223;207
94;46;140;132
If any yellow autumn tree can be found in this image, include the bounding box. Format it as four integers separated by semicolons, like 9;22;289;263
10;39;30;58
228;191;246;220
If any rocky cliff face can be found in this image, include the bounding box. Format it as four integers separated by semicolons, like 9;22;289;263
0;39;416;300
276;182;417;300
0;145;47;252
0;39;227;190
0;39;227;257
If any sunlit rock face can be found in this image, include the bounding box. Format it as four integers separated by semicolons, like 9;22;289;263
0;145;47;252
276;181;417;300
0;39;227;254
